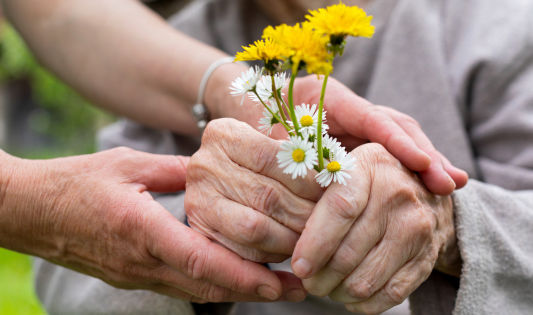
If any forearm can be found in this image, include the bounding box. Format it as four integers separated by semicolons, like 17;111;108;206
1;0;248;135
0;151;60;258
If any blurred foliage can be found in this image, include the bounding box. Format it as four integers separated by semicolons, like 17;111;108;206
0;249;46;315
0;22;114;155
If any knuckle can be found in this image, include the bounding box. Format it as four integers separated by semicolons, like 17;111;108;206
328;192;360;221
250;184;280;215
239;214;269;245
112;146;135;155
384;284;408;305
253;141;278;174
347;278;374;300
203;119;226;139
390;183;419;206
204;285;230;303
107;146;137;166
329;246;358;276
409;209;435;239
203;118;243;145
184;248;208;280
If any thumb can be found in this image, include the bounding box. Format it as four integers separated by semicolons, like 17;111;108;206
148;208;287;301
127;152;189;192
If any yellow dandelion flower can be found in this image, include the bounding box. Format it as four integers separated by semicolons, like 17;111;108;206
263;23;332;75
306;2;375;39
234;37;289;63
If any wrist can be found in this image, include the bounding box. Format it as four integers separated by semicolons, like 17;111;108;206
0;152;36;252
435;196;462;277
204;61;263;125
0;154;66;258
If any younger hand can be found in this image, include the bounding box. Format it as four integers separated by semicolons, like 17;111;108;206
292;75;468;195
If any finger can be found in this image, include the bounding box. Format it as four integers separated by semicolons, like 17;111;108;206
188;196;299;262
111;147;190;192
203;118;322;201
210;161;315;233
146;204;284;301
155;270;306;303
274;271;307;302
329;235;416;303
329;208;430;304
330;102;431;172
301;200;385;296
344;252;434;314
440;154;468;188
378;106;460;195
292;150;372;279
152;268;271;303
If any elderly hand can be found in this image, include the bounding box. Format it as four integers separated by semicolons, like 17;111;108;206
291;75;468;195
0;148;302;303
185;118;321;265
291;143;461;314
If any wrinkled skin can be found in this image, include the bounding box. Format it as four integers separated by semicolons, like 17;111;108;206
0;148;304;303
186;119;461;314
291;143;459;314
185;119;321;263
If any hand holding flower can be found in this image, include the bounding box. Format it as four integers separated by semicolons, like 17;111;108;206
185;118;321;263
229;2;467;194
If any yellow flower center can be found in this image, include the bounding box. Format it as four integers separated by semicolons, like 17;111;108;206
327;161;341;172
292;148;306;162
300;115;314;127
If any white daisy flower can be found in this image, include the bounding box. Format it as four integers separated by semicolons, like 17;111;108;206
290;104;329;137
315;148;356;187
250;72;288;104
277;136;318;179
319;134;343;159
229;66;263;105
258;107;280;136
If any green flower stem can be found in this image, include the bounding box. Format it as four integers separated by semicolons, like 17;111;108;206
317;74;329;171
253;90;292;132
287;73;301;137
270;74;289;124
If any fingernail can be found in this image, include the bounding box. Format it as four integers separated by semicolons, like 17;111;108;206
257;285;280;301
293;258;312;278
285;289;307;302
446;173;456;190
421;150;432;163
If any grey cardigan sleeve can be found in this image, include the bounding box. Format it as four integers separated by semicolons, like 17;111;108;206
446;1;533;313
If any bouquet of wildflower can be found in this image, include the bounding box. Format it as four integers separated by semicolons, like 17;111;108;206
229;2;374;187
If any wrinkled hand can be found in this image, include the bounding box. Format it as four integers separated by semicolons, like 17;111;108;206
185;118;321;266
0;148;302;303
292;75;468;195
291;143;460;314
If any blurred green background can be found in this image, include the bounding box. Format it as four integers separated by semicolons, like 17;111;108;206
0;22;114;315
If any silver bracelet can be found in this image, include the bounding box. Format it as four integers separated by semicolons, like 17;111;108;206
192;56;235;131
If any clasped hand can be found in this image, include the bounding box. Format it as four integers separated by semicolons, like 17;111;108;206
186;118;459;313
